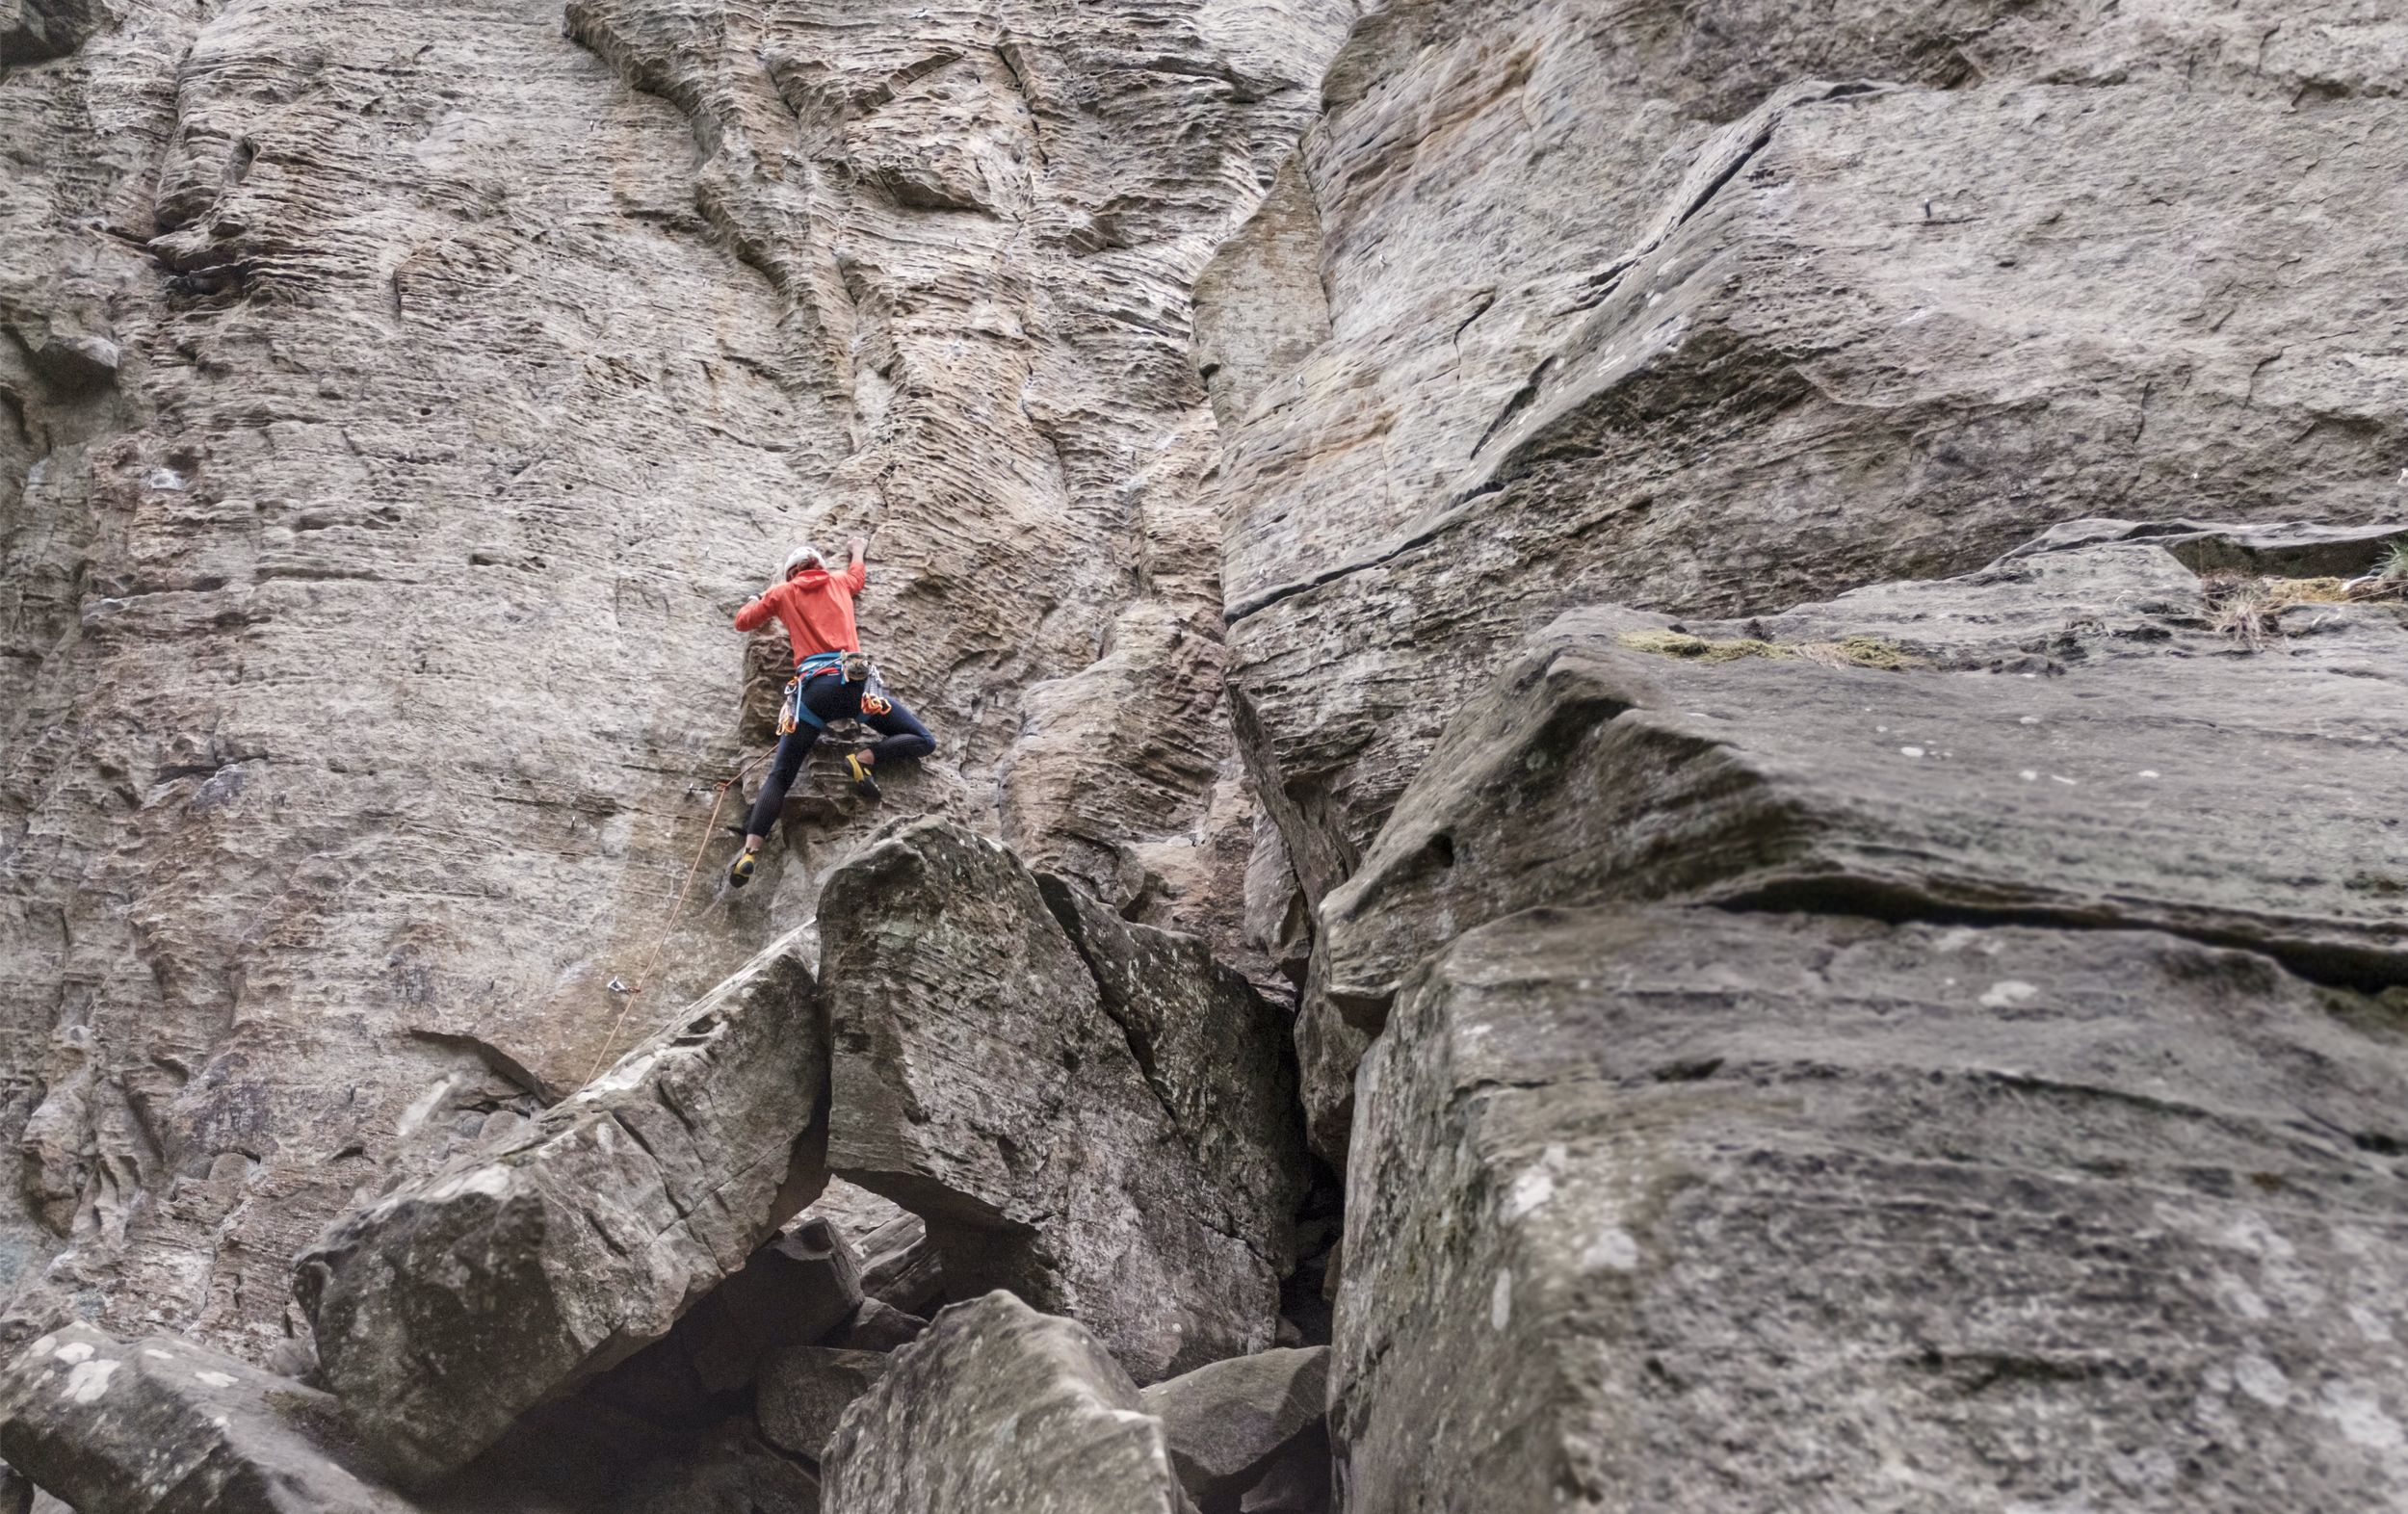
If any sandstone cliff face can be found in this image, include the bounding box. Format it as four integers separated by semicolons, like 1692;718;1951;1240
0;0;1348;1362
3;0;2406;1511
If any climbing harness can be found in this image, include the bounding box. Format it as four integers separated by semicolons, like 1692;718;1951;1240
581;744;775;1087
778;649;891;733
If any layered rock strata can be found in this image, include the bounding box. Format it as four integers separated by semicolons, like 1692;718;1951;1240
1340;907;2408;1510
0;0;1353;1362
1314;524;2408;1507
1296;525;2408;1161
1210;0;2408;955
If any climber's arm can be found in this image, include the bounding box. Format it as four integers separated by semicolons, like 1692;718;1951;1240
734;584;779;632
842;535;868;594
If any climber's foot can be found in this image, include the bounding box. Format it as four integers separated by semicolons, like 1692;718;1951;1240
728;849;758;889
846;751;881;799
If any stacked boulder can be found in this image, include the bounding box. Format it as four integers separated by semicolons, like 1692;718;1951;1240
1315;525;2408;1508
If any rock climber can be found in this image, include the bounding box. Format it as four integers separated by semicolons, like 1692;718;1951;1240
727;535;935;887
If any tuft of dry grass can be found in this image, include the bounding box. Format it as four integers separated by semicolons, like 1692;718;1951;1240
1617;630;1788;663
1616;630;1924;670
1795;636;1926;671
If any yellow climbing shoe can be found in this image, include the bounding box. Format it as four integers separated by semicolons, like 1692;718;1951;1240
846;751;881;799
728;850;758;889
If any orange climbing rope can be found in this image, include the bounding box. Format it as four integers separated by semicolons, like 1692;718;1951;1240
582;746;774;1087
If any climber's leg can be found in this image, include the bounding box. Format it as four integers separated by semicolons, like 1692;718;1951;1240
846;699;934;799
860;699;936;767
730;724;821;886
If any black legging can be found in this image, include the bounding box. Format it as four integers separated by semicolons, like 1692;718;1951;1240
745;672;935;839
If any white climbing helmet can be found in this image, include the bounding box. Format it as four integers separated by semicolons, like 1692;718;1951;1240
783;542;824;578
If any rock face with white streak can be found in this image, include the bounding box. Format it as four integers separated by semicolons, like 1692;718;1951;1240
294;927;827;1483
0;1323;419;1513
822;1292;1195;1514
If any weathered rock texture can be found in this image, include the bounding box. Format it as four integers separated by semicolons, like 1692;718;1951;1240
820;819;1303;1383
0;0;1351;1364
11;0;2408;1509
822;1291;1194;1514
1295;524;2408;1162
1340;906;2408;1511
1143;1345;1329;1514
757;1345;889;1462
1211;0;2408;941
295;927;827;1482
0;1322;417;1513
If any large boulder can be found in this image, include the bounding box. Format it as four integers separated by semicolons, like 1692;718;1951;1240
0;1323;417;1513
819;820;1303;1382
295;927;830;1482
1142;1347;1329;1514
1295;527;2408;1161
822;1292;1194;1514
1338;905;2408;1511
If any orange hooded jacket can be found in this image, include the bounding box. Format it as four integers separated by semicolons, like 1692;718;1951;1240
735;561;868;666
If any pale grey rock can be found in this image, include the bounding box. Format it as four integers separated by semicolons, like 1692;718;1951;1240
1211;0;2408;911
1035;874;1308;1286
0;0;1354;1366
1142;1347;1328;1514
758;1345;890;1462
819;820;1299;1382
1296;526;2407;1160
1337;906;2408;1511
822;1292;1194;1514
560;0;1356;935
295;928;828;1483
0;1322;417;1514
1303;531;2407;1162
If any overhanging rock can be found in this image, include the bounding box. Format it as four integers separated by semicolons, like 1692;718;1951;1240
295;926;829;1483
1322;530;2408;1030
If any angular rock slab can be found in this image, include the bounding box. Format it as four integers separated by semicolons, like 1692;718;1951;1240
821;820;1299;1382
0;1323;416;1514
759;1346;890;1461
1036;876;1307;1288
1141;1346;1328;1514
1322;536;2408;1026
823;1292;1193;1514
1337;906;2408;1511
296;927;829;1482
